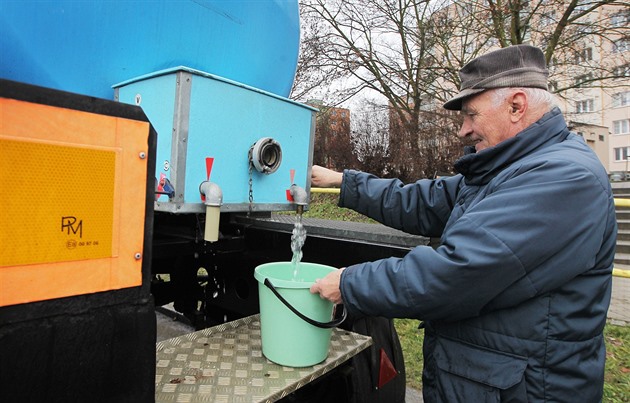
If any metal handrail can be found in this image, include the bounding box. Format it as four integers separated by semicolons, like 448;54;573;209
311;187;341;194
614;198;630;277
313;190;630;202
614;269;630;278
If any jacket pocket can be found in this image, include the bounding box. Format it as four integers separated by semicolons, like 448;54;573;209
433;337;528;403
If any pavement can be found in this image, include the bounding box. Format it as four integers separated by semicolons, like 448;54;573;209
155;275;630;402
609;273;630;325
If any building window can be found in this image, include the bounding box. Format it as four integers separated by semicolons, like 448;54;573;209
614;147;630;161
487;37;499;47
613;63;630;78
575;99;594;113
613;38;630;53
540;11;556;26
612;91;630;107
610;11;629;28
575;73;593;87
465;42;475;55
614;119;630;135
599;135;605;142
574;1;588;13
575;47;593;63
457;2;474;18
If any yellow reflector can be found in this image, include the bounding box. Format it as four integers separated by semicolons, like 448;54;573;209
0;139;116;266
0;96;150;306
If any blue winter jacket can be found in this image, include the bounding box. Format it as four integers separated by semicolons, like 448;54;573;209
338;108;616;402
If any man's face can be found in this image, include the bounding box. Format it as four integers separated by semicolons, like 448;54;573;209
458;90;513;152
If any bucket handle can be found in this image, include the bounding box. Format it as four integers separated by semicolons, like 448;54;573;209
264;278;347;329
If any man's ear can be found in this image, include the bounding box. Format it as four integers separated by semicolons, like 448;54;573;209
508;91;527;122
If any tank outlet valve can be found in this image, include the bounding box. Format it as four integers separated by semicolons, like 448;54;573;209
249;137;282;174
289;184;308;214
155;176;175;200
199;181;223;242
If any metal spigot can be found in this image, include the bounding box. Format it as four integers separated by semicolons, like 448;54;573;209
289;184;308;214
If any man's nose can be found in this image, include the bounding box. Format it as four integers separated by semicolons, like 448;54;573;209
458;120;471;138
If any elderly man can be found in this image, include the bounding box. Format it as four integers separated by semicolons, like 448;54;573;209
310;45;616;402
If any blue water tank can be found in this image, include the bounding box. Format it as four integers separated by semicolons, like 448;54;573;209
0;0;300;98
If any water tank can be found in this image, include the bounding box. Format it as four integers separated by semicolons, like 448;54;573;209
0;0;300;98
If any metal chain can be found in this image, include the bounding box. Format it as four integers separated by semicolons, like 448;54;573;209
248;158;254;217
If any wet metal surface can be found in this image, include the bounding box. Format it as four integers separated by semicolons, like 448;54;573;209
155;314;371;402
239;214;428;249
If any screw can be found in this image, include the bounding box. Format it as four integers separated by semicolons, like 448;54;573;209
134;253;142;260
139;152;146;159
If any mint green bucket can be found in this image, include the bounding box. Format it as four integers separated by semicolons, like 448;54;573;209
254;262;345;367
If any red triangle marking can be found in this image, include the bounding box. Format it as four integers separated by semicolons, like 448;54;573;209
378;348;398;388
206;157;215;180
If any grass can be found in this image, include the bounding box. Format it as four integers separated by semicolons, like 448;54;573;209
306;192;630;401
302;192;376;223
604;325;630;402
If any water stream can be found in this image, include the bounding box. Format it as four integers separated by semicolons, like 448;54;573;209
290;213;307;280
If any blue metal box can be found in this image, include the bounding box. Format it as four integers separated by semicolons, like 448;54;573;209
114;67;316;214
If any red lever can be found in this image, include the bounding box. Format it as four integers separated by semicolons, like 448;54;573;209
287;169;296;201
206;157;215;180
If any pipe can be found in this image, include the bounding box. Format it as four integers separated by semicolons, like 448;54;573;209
199;181;223;242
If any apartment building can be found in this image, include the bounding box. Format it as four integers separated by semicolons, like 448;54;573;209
435;2;629;175
307;100;352;170
550;4;630;175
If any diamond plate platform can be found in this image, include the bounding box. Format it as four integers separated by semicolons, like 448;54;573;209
155;314;372;402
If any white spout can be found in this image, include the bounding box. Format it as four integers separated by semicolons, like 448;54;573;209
204;205;220;242
199;181;223;242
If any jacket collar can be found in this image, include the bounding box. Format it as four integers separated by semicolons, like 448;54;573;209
454;107;569;185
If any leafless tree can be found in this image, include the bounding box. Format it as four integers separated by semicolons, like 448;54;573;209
290;4;354;104
295;0;628;180
430;0;629;100
312;105;359;170
352;102;391;175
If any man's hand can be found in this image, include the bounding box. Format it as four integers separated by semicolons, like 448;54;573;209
310;268;345;304
311;165;343;188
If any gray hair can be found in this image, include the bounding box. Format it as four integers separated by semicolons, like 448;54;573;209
491;87;557;111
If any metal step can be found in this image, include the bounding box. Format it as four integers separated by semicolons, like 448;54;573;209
616;239;630;251
617;229;630;242
614;253;630;267
617;197;630;265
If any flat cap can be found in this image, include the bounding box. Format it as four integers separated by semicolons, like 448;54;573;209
443;44;549;110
